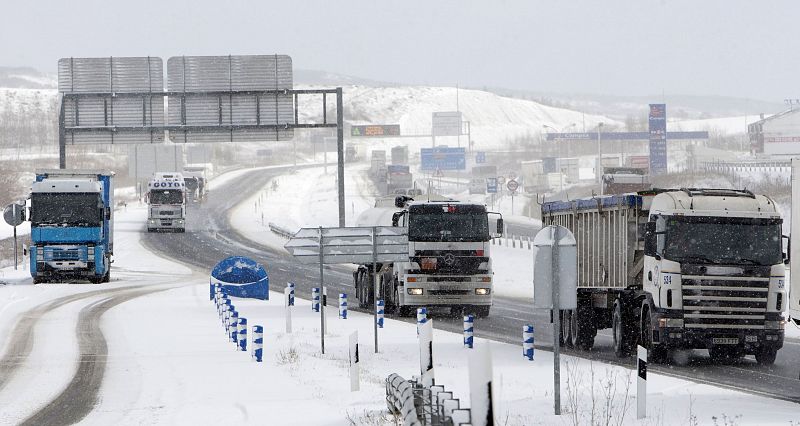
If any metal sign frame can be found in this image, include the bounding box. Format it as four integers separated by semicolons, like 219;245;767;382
57;55;348;227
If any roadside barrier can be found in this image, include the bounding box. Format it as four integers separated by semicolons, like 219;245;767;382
523;324;534;360
268;222;295;239
252;325;263;362
385;374;422;426
463;315;474;349
339;293;348;319
238;318;247;351
376;300;385;328
386;374;472;426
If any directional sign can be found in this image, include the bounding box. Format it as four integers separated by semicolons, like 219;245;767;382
284;226;408;264
432;111;462;136
486;177;498;194
475;151;486;164
507;179;519;192
421;147;466;171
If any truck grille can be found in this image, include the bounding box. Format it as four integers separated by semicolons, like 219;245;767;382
681;276;769;330
159;211;175;216
428;289;470;295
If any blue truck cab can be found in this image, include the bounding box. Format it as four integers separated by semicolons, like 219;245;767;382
29;169;114;284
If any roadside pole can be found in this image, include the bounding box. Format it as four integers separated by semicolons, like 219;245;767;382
551;225;561;415
318;226;325;354
372;226;379;353
13;225;18;270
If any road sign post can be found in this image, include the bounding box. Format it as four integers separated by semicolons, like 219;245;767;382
533;225;578;416
507;180;519;216
4;203;25;270
285;226;409;355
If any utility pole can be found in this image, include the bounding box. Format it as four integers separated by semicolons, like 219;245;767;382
596;122;604;191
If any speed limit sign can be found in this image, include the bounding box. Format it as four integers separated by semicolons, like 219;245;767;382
507;179;519;192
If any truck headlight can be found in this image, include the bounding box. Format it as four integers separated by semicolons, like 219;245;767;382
475;288;491;295
765;320;785;330
88;246;95;256
407;288;423;295
658;318;684;328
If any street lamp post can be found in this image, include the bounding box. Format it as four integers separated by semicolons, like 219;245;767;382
596;122;604;191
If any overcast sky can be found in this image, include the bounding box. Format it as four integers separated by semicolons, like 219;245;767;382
1;0;797;101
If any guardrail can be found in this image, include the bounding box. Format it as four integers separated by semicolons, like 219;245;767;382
385;374;472;426
268;222;295;239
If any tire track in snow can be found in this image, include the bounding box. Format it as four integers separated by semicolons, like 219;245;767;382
20;286;172;426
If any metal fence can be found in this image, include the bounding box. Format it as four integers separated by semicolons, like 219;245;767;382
385;374;472;426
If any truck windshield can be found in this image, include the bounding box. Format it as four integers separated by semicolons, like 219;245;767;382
31;192;103;227
664;216;782;266
408;205;489;242
150;189;184;204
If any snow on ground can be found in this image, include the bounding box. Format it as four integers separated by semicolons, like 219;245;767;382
1;180;798;424
669;115;764;136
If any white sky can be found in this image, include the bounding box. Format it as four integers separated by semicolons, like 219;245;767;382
1;0;797;100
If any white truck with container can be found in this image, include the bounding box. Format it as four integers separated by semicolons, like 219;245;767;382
353;196;503;317
146;173;186;232
542;188;787;364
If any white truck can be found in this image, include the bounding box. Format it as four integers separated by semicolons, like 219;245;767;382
790;159;800;328
542;188;787;365
146;173;186;232
353;196;503;317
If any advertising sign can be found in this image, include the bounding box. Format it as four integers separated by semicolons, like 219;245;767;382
420;147;466;171
351;125;401;137
648;104;667;175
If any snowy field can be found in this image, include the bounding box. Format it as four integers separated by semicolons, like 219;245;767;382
0;176;798;424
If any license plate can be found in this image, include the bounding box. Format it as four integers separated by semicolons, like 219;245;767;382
712;338;739;345
745;335;758;343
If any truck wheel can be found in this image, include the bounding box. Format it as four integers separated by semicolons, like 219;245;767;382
564;310;576;348
755;347;778;366
612;300;633;358
33;276;45;284
89;276;103;284
102;269;111;283
574;305;596;351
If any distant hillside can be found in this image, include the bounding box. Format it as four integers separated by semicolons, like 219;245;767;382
0;67;56;89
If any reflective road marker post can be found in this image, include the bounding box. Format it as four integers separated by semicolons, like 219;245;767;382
419;319;435;387
252;325;263;362
464;315;474;349
638;345;647;419
238;318;247;352
285;286;293;334
349;331;360;391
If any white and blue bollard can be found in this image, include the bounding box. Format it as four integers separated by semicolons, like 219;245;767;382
464;314;474;348
523;324;534;360
376;300;385;328
230;311;239;344
417;307;427;335
312;287;320;312
339;293;348;319
288;282;295;306
238;318;247;352
252;325;263;362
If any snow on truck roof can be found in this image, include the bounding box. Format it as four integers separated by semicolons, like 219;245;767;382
32;180;103;193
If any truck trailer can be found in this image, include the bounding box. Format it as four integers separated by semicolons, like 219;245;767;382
353;196;503;317
146;172;186;232
29;169;114;284
542;188;787;364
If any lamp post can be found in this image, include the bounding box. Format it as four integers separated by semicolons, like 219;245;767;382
596;122;604;190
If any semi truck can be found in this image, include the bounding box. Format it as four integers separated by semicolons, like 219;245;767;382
790;159;800;327
353;196;503;317
542;188;787;365
391;146;409;165
146;172;186;232
602;167;651;195
387;165;413;194
29;169;114;284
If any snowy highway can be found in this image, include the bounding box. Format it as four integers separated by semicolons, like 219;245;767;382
144;166;800;404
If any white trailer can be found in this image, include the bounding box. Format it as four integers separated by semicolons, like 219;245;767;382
542;188;787;365
353;196;503;317
790;159;800;326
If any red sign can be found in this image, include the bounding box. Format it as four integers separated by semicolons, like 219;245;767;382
507;179;519;192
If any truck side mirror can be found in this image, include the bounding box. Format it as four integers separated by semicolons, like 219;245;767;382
496;218;504;235
105;207;111;220
783;235;790;265
644;222;657;257
392;212;401;227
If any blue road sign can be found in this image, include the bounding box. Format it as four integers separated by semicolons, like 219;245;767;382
476;151;486;164
648;104;667;175
486;177;498;194
544;131;708;141
421;147;466;171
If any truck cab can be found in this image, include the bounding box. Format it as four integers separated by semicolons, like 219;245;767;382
146;173;186;232
29;169;114;284
643;188;786;364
